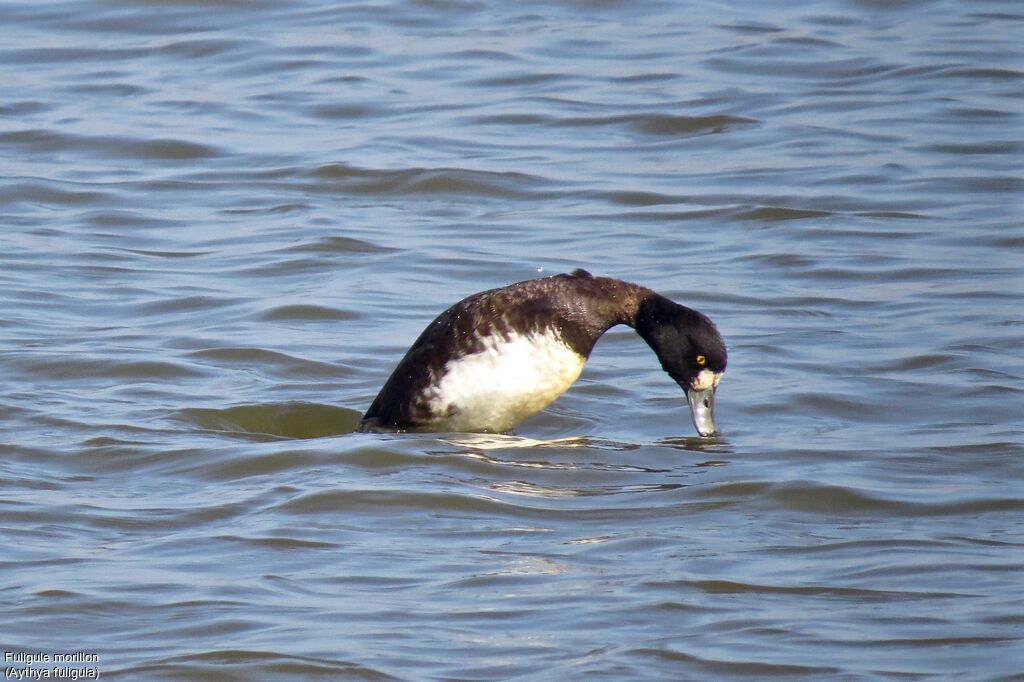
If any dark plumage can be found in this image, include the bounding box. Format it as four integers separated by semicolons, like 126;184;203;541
360;269;727;435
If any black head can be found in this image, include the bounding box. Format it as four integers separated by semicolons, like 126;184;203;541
635;294;727;436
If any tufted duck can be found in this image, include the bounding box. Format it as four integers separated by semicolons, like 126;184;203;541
359;269;727;436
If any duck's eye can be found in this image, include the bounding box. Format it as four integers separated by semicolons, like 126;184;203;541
696;355;706;366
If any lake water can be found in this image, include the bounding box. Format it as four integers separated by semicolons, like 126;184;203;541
2;0;1022;679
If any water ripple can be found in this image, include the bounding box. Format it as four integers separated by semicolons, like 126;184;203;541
0;129;222;160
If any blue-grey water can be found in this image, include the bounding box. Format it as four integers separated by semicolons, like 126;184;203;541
2;0;1022;679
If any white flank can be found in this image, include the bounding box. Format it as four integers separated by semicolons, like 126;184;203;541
426;328;586;432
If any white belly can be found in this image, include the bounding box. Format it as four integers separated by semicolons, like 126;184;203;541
425;329;586;432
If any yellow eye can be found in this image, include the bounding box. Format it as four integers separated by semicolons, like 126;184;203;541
696;355;706;366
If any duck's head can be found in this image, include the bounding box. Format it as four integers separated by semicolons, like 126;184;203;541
635;294;727;437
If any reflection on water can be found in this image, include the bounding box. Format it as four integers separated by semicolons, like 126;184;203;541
1;0;1022;678
178;402;363;439
489;480;686;499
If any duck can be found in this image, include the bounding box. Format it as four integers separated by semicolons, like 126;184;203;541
359;269;727;437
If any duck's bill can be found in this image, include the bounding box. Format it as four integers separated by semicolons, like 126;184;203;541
686;386;718;437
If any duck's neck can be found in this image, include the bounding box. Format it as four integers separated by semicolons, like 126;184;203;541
553;275;655;355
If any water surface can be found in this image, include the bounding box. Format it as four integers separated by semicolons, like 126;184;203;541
1;0;1022;679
